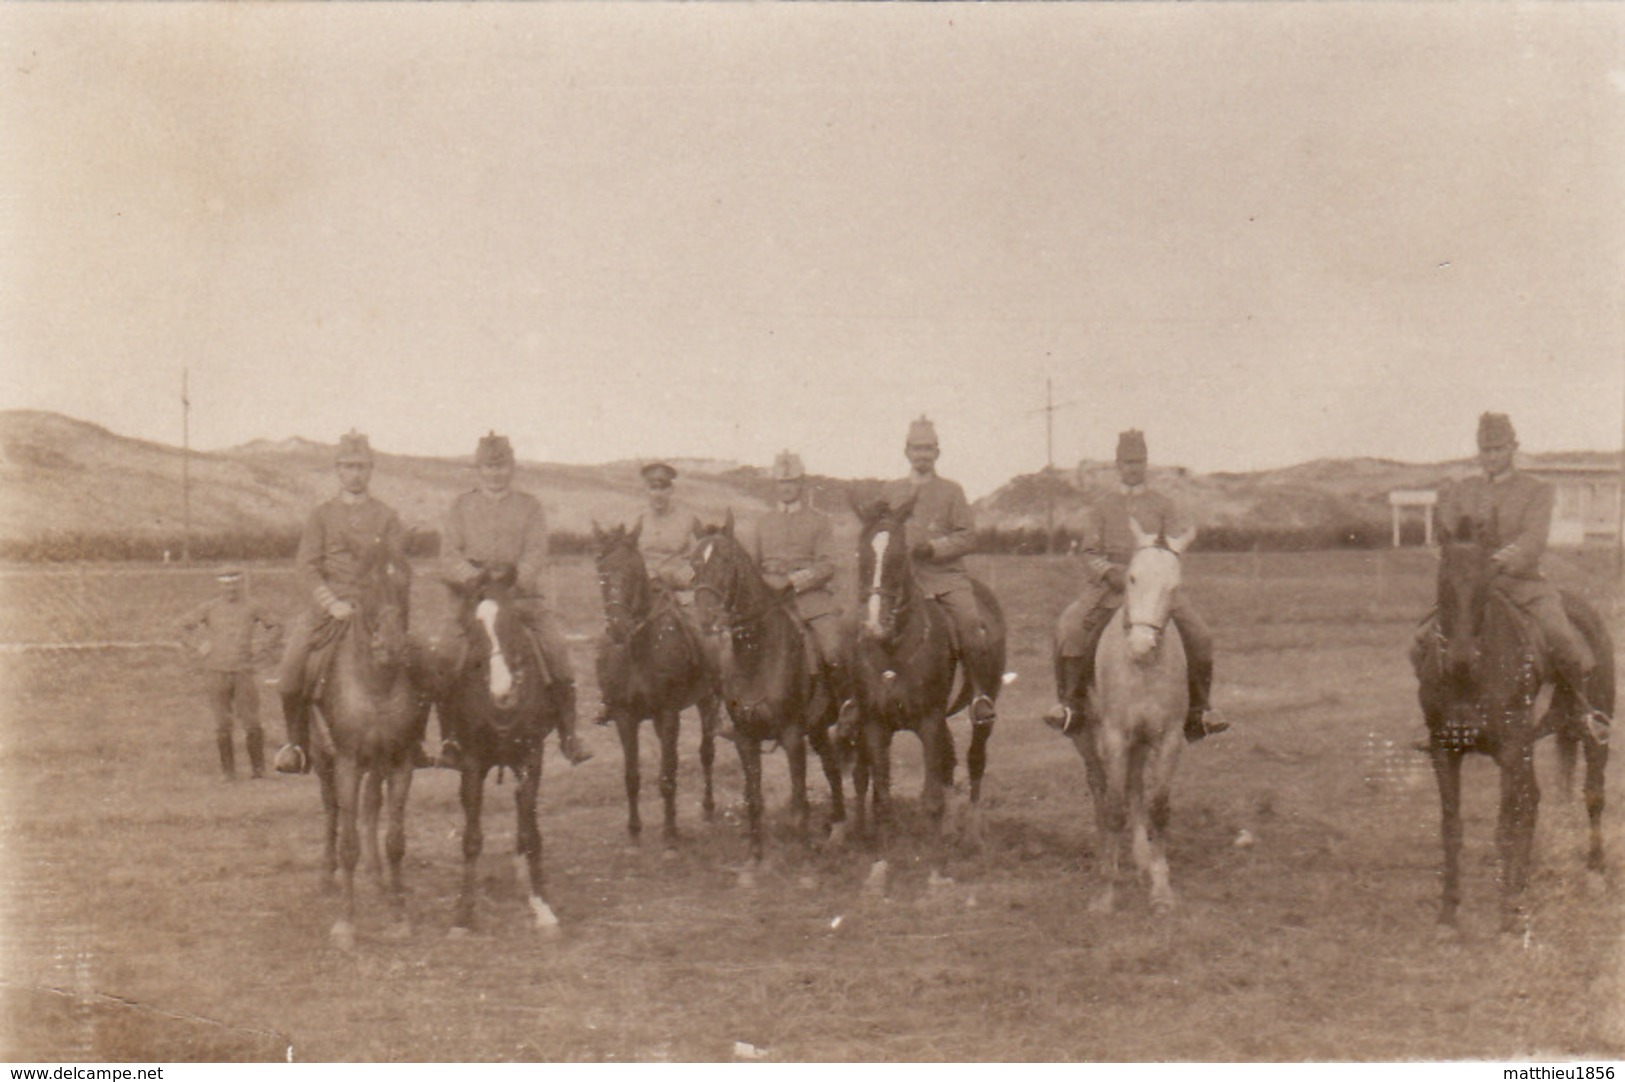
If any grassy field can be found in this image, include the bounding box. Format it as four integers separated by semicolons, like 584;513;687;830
2;550;1622;1062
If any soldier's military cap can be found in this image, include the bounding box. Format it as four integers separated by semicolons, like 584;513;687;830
475;431;514;466
771;450;806;482
641;461;678;487
906;415;939;447
1116;429;1148;463
1477;412;1517;448
336;430;373;464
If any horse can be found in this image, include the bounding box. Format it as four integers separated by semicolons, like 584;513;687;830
1062;518;1194;915
434;562;567;937
690;512;846;885
309;549;424;951
1415;517;1612;935
592;521;722;854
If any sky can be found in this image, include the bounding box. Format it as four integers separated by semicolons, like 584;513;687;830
3;4;1623;499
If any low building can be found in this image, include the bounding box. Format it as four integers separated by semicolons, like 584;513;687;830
1526;460;1621;546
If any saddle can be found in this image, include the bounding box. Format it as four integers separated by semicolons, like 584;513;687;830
303;616;350;700
1417;588;1550;682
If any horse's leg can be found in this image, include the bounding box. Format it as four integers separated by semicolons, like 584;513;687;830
810;722;847;848
1429;745;1465;931
383;761;413;937
331;754;362;952
784;724;810;850
361;767;385;891
1497;741;1541;936
863;726;893;893
851;726;871;843
451;764;487;935
514;759;560;936
317;756;339;896
737;738;765;888
656;708;681;856
920;719;952;887
964;714;993;852
1143;732;1182;914
1091;731;1130;915
698;696;719;822
618;715;642;847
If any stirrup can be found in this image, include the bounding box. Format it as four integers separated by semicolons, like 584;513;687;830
558;735;594;766
970;694;996;725
436;739;464;770
593;704;618;728
1582;709;1611;746
1044;704;1084;737
273;744;308;775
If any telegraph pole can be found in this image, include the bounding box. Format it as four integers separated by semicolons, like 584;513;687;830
182;368;192;564
1030;378;1074;553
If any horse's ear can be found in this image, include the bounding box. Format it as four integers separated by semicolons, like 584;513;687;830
846;485;864;520
894;494;918;524
591;519;605;544
628;517;642;545
1129;516;1157;550
1165;525;1196;556
723;508;735;538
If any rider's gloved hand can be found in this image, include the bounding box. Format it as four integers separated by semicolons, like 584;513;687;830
1104;566;1127;592
1490;544;1521;570
788;569;814;591
910;540;934;562
328;600;357;620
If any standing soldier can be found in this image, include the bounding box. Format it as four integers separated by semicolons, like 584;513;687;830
880;415;1001;725
1419;412;1611;742
273;431;414;774
1047;429;1228;743
432;432;592;767
751;451;858;735
177;566;280;781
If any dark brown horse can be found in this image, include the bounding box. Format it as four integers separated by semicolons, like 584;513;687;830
848;496;1006;889
593;522;721;854
691;513;846;886
1415;518;1612;935
310;550;423;951
435;563;564;937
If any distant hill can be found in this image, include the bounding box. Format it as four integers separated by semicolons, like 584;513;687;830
0;410;1613;556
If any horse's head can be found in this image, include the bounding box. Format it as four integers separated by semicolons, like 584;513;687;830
851;492;918;643
355;550;412;671
593;520;649;645
689;510;746;634
1436;516;1494;680
1122;517;1192;662
464;576;536;712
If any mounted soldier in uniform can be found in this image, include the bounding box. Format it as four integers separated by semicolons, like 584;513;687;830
428;432;592;767
1047;428;1229;744
274;431;414;774
878;415;1004;728
1412;411;1611;744
749;450;859;738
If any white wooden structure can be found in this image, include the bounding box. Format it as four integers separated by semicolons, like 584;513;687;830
1388;489;1437;547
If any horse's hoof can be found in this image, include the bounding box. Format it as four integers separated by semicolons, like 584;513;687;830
1151;892;1178;916
797;874;817;891
927;870;955;890
864;860;888;892
330;921;357;953
737;868;758;891
530;898;561;936
447;925;473;940
662;847;680;863
826;822;850;849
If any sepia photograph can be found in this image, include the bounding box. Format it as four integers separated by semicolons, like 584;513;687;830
2;1;1623;1065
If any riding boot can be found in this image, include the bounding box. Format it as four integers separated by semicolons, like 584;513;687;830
1045;656;1089;736
216;731;237;781
245;729;266;779
552;681;594;766
1183;658;1229;743
274;692;311;774
1555;658;1612;746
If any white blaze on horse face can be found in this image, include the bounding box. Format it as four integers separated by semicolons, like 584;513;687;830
475;599;515;703
1124;545;1181;663
865;530;890;637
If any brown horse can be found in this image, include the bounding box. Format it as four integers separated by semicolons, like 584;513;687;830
310;550;423;951
593;522;721;854
691;513;846;886
1415;517;1612;935
435;563;565;937
848;496;1003;889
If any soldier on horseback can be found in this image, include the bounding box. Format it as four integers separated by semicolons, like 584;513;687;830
428;432;592;768
274;431;414;774
1047;428;1229;744
749;450;859;738
880;415;1001;727
595;460;716;727
1413;411;1611;744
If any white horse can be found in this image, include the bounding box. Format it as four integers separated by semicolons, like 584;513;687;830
1068;518;1194;915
